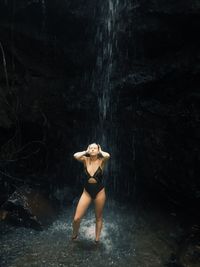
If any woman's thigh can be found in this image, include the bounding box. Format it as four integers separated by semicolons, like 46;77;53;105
73;190;92;220
94;188;106;218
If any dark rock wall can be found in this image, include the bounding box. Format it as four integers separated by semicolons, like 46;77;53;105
0;0;98;201
114;0;200;209
0;0;200;212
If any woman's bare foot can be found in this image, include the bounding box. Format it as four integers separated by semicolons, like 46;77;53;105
71;234;78;240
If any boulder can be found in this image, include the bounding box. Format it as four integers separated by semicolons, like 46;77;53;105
1;185;60;230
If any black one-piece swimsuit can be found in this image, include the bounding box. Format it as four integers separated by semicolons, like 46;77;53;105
84;165;105;199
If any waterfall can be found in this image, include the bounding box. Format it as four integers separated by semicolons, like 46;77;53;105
89;1;133;195
91;0;121;140
89;0;121;194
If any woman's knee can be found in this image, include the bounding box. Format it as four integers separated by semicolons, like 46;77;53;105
73;217;82;223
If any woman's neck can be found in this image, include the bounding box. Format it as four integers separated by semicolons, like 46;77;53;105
89;156;98;162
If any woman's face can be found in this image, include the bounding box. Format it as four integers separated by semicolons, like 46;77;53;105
89;144;99;156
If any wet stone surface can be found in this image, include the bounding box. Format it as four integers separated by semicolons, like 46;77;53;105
0;198;188;267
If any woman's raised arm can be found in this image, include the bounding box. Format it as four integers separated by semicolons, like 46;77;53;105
73;145;90;162
73;151;86;162
98;145;110;160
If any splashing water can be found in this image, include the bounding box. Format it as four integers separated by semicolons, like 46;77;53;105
0;199;185;267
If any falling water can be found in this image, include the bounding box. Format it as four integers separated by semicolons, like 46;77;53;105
90;1;134;195
92;0;119;129
88;1;120;194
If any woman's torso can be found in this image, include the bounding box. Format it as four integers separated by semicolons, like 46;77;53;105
84;158;104;184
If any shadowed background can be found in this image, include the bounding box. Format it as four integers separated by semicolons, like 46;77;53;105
0;1;200;267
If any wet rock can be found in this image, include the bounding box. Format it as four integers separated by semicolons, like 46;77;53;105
1;185;60;230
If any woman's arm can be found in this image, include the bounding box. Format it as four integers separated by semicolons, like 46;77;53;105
98;145;110;160
73;146;90;162
73;151;87;162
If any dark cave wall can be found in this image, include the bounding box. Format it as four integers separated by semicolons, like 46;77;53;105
0;0;200;210
0;0;98;198
113;0;200;208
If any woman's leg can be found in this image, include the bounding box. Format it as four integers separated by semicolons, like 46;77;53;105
94;188;106;241
72;189;92;238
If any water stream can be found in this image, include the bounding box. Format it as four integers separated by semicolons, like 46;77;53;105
89;0;129;193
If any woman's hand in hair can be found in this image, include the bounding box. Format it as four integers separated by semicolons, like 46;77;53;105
84;145;90;156
97;144;110;160
98;144;102;152
86;145;90;153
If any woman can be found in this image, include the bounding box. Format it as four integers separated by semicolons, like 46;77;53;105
71;143;110;243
